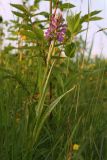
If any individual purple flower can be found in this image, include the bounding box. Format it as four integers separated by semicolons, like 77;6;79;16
45;28;51;38
57;34;64;42
45;12;67;42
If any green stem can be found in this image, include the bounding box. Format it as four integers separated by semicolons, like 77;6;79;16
53;0;60;15
50;0;52;19
47;40;55;66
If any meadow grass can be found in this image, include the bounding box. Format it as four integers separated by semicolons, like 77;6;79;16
0;52;107;160
0;0;107;159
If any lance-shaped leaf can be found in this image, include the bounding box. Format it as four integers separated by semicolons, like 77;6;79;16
33;11;49;18
33;85;76;144
10;3;28;13
10;3;31;17
81;10;102;23
60;3;75;10
12;11;25;18
89;16;103;21
67;12;82;34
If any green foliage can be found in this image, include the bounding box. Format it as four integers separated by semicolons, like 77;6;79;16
10;3;30;15
60;3;75;10
81;10;102;22
65;42;76;58
34;11;49;18
0;1;106;160
12;11;26;18
67;12;82;35
0;53;107;160
67;10;102;36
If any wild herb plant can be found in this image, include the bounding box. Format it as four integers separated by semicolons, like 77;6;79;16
0;0;107;160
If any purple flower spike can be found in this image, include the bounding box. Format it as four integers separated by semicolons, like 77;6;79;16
45;12;67;42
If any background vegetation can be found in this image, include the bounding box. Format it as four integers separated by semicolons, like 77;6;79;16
0;0;107;160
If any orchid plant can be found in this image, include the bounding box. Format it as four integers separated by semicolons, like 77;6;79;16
9;0;102;146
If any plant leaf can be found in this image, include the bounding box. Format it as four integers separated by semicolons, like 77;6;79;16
20;30;36;40
34;11;49;18
12;11;25;18
65;43;76;58
10;3;29;14
33;85;76;144
81;10;102;23
61;3;75;10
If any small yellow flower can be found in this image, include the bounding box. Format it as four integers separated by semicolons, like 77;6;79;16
21;35;27;40
73;144;80;151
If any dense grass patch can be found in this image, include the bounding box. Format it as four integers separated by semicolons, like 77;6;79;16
0;54;107;160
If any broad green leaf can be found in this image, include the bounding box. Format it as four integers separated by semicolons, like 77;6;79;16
89;16;103;21
12;11;25;18
61;3;75;10
81;10;102;23
66;29;71;39
65;43;76;58
88;10;101;16
10;3;29;14
73;12;81;33
67;16;74;32
34;27;44;40
67;13;82;34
